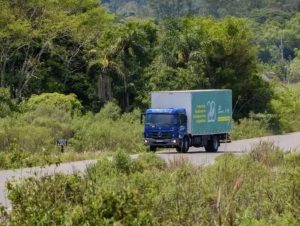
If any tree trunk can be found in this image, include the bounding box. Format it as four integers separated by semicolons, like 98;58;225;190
0;60;7;87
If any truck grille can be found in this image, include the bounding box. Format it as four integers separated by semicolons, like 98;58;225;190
148;132;173;139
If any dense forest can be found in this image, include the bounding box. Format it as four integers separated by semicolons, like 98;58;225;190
103;0;300;19
0;0;299;117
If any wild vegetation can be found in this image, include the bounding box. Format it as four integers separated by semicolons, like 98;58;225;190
0;91;145;169
0;143;299;225
1;0;295;113
103;0;300;19
0;1;299;165
0;83;298;169
0;1;299;224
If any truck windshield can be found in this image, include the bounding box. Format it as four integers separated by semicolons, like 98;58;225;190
145;114;178;126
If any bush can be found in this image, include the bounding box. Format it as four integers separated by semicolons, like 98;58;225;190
249;141;284;167
95;100;121;121
0;150;61;169
71;112;145;153
24;92;82;115
6;153;166;225
5;145;299;225
0;88;17;117
0;118;53;153
231;116;271;140
21;104;73;140
270;85;300;133
0;96;147;169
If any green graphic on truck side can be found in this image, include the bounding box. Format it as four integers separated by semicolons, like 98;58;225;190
191;91;232;135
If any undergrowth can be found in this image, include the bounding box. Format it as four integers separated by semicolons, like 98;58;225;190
1;144;299;226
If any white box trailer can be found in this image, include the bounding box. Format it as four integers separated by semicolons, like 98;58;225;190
151;90;232;135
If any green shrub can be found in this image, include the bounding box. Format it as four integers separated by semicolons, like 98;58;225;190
249;141;284;167
0;88;17;117
71;115;144;153
6;145;299;226
0;118;53;153
24;92;82;115
270;86;300;133
0;204;8;225
7;174;84;225
284;151;300;167
231;116;271;140
21;104;73;140
7;153;164;225
135;153;167;171
0;98;146;169
0;149;62;169
121;108;142;124
96;100;121;121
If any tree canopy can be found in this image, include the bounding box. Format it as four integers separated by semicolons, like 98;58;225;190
1;0;299;118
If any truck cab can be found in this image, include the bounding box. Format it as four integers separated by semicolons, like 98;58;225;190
143;108;189;152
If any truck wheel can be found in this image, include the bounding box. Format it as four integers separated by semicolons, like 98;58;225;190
176;137;189;153
149;146;157;152
205;136;219;152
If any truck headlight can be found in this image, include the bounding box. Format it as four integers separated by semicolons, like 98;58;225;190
172;139;177;144
144;139;148;143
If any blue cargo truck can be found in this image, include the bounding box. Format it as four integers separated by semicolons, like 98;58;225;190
142;90;232;152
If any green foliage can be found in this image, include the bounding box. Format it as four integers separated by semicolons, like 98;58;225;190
104;0;300;19
0;88;17;117
0;0;113;110
231;114;272;140
6;153;166;225
249;141;284;167
4;145;300;225
0;117;53;153
0;203;8;225
0;149;61;169
146;17;271;118
71;110;145;153
270;84;300;132
288;50;300;82
24;92;82;115
0;93;147;169
0;93;81;156
99;19;158;110
96;100;121;120
0;0;299;118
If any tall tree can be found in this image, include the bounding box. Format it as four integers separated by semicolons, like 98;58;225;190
146;17;271;118
98;19;157;110
0;0;113;107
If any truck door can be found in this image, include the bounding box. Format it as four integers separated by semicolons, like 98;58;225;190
179;114;187;136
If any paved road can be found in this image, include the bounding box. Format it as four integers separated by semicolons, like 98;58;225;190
157;132;300;165
0;132;299;209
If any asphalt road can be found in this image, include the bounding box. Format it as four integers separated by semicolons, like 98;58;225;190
0;132;299;209
157;132;300;165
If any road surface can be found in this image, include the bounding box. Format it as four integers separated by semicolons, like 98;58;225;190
157;132;300;165
0;132;299;209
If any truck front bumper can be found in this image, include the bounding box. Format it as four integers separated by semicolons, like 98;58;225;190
144;138;180;147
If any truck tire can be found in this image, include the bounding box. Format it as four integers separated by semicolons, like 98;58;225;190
176;137;189;153
149;146;157;152
205;135;219;152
